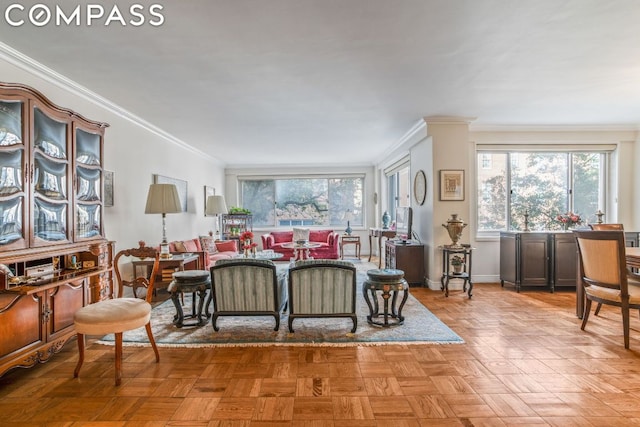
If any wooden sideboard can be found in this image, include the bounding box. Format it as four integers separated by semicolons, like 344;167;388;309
500;230;639;294
0;82;112;377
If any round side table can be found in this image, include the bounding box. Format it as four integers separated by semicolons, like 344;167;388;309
362;268;409;327
168;270;211;328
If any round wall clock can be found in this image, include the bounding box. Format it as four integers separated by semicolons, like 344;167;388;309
414;169;427;205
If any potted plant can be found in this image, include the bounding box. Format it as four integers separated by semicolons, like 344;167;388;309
451;255;465;274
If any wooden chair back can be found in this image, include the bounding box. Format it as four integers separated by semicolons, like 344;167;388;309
113;245;159;301
590;223;624;231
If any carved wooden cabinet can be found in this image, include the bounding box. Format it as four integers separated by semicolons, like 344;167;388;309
0;83;112;376
384;240;425;286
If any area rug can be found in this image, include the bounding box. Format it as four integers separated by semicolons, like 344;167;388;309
100;266;463;348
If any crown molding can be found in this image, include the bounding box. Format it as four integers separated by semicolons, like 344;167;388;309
469;123;640;133
424;115;477;125
0;41;223;165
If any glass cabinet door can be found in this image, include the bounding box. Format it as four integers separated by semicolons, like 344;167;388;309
31;105;71;245
74;127;103;240
0;100;27;249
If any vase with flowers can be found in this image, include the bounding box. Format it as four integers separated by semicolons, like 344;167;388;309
556;212;581;230
240;230;255;257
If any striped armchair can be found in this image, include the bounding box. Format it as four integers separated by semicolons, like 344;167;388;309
287;259;357;333
210;258;288;331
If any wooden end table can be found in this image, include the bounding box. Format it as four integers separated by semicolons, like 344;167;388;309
340;235;361;259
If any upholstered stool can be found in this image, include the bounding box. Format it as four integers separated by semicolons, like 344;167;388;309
363;268;409;327
168;270;211;327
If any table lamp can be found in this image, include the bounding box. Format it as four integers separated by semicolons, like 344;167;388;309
205;195;228;240
145;183;182;258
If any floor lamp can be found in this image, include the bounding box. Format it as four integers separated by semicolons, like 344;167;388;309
206;195;228;240
145;183;182;258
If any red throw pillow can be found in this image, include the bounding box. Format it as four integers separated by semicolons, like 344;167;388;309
216;240;237;252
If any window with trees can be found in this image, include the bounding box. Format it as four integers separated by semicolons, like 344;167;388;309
240;176;364;228
477;150;606;233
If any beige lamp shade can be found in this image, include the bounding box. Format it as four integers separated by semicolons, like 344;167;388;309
206;195;228;216
145;184;182;214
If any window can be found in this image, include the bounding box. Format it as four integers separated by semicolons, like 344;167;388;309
386;163;410;224
477;150;606;232
240;176;364;228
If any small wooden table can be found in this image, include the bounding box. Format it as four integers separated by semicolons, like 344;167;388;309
362;268;409;327
439;245;473;298
368;228;396;267
340;235;361;259
168;270;211;328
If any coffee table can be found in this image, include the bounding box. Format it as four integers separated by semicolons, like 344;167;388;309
233;251;284;261
281;242;321;260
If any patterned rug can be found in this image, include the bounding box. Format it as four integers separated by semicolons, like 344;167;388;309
100;263;463;347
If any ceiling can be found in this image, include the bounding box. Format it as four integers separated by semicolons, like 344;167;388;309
1;0;639;167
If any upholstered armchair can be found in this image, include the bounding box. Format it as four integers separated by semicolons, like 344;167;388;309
209;258;288;331
287;259;357;333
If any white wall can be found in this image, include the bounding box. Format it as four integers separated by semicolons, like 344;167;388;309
0;54;226;252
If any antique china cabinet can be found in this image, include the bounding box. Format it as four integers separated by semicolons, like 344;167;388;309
0;82;113;376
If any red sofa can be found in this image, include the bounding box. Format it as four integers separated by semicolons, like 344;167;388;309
169;236;238;269
261;230;340;260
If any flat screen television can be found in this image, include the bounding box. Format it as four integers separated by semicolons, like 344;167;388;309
395;206;412;241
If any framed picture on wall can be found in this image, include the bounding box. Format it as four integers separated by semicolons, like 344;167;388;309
439;170;464;201
153;174;188;212
104;170;114;207
204;185;216;216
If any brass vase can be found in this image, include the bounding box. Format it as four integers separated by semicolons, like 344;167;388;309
442;214;467;248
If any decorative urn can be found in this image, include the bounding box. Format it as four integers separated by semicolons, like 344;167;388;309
442;214;467;248
382;211;391;229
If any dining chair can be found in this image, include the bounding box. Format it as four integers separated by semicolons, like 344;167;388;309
574;230;640;349
588;223;640;315
73;245;161;385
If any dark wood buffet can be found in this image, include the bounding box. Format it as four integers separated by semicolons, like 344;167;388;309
500;230;639;294
0;82;111;376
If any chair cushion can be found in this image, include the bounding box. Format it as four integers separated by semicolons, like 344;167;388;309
74;298;151;335
586;283;640;305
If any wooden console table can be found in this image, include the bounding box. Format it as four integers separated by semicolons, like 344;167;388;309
368;228;396;267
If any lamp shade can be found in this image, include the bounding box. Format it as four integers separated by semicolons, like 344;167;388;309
205;195;228;216
145;184;182;214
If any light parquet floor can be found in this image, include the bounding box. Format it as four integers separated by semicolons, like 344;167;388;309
2;279;640;426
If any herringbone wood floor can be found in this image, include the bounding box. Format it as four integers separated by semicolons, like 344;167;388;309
2;280;640;426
